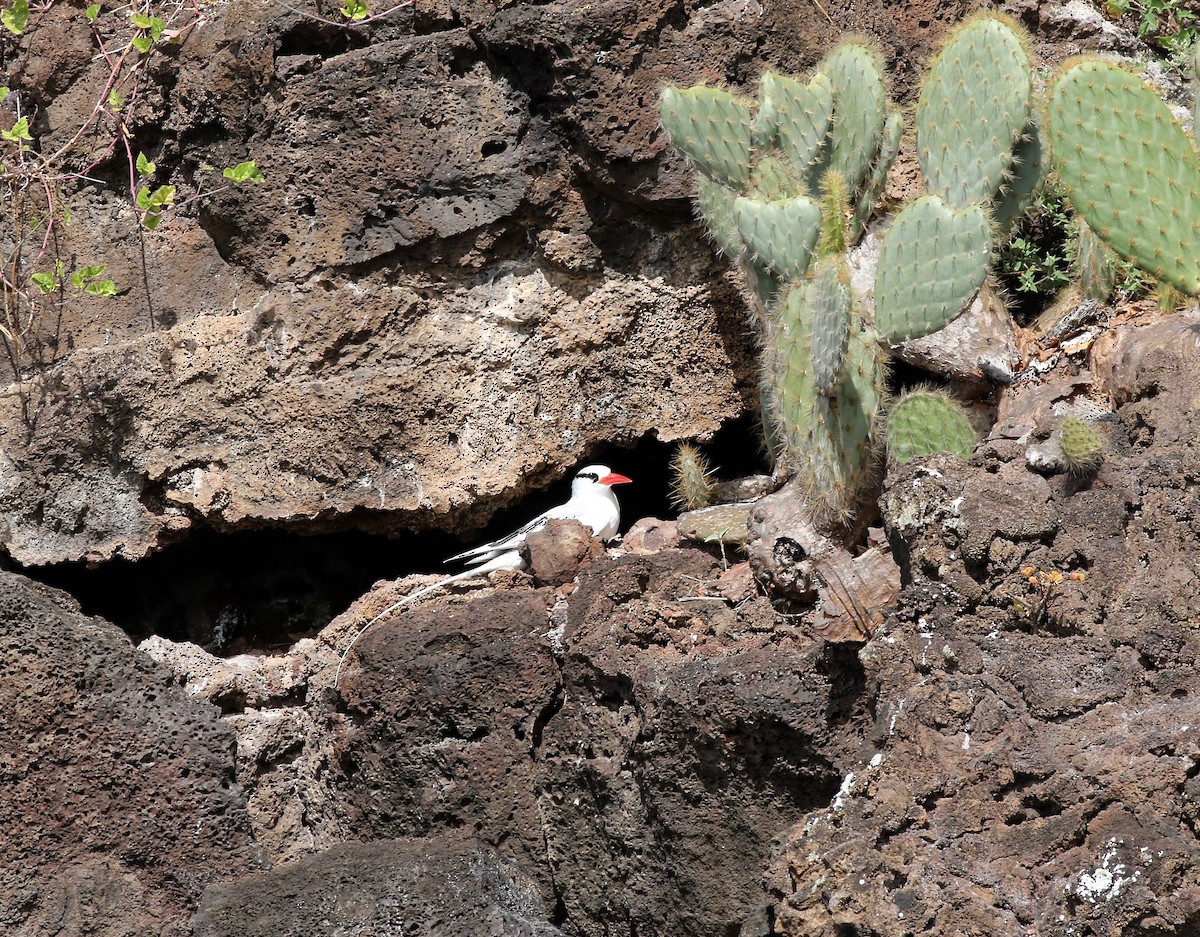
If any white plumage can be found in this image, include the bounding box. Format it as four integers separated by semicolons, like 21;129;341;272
335;464;631;687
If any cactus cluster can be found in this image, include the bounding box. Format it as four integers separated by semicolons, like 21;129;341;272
660;14;1031;524
1046;60;1200;297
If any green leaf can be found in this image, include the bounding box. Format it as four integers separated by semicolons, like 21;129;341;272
137;184;175;228
1;0;30;35
107;88;125;110
1;116;31;143
129;11;153;27
30;272;56;293
83;279;117;296
340;0;368;21
85;3;100;21
148;15;165;38
0;87;9;103
131;35;152;53
75;264;107;280
222;160;264;184
135;151;155;177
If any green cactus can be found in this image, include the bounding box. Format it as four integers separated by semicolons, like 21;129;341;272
658;14;1030;530
1046;60;1200;296
801;256;853;394
1058;416;1104;475
694;177;744;258
885;389;976;464
812;41;888;194
916;13;1033;210
873;195;992;343
670;443;718;510
772;285;884;523
1076;218;1116;302
660;86;755;189
852;109;903;239
758;71;834;176
734;195;822;282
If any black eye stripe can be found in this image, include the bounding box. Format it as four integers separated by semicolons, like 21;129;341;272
579;472;598;480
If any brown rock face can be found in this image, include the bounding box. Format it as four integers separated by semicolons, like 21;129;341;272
0;0;975;567
778;314;1200;935
193;836;567;937
0;571;261;935
331;548;848;936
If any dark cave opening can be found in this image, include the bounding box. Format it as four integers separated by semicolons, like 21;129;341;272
24;416;768;655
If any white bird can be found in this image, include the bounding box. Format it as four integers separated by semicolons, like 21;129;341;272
335;464;632;688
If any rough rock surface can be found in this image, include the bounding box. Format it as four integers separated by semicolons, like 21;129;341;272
775;313;1200;935
0;571;262;936
192;836;567;937
5;3;1198;937
332;548;850;937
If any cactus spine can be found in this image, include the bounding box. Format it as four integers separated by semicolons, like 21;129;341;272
660;15;1033;527
1046;60;1200;296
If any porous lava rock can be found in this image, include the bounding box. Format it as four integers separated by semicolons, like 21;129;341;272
192;836;567;937
774;312;1200;936
0;570;261;936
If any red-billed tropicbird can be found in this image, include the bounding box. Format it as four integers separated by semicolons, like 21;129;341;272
335;464;632;687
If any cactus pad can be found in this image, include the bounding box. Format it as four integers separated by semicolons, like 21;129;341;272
916;15;1032;210
801;256;853;394
873;195;992;343
885;390;976;464
1058;416;1104;474
770;293;883;523
695;176;745;258
734;195;822;282
1046;60;1200;295
660;85;754;189
814;42;887;193
758;71;834;177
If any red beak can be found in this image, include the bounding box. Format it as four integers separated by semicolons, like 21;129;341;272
599;472;632;486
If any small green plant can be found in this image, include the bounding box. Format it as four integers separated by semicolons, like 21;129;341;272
0;0;265;430
670;443;717;511
1105;0;1198;61
997;184;1073;296
1058;417;1104;475
885;389;976;465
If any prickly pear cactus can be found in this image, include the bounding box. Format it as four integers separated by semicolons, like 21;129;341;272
873;195;992;343
659;14;1030;529
772;281;885;524
916;13;1033;210
659;86;754;189
811;42;888;194
1058;416;1104;475
734;195;822;282
885;390;976;464
1046;60;1200;296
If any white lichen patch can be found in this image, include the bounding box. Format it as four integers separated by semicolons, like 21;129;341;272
1076;840;1140;903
